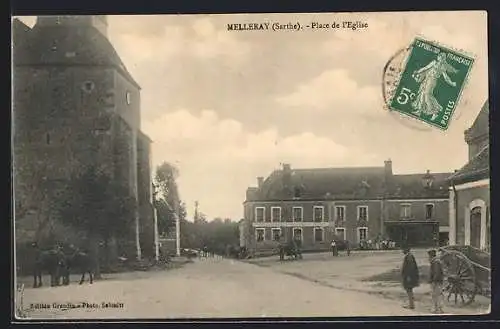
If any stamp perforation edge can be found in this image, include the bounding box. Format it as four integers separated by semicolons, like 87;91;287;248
386;34;478;131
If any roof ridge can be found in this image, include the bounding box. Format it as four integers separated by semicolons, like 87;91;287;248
292;166;384;171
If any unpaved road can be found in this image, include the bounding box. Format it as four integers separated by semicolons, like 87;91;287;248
17;256;421;319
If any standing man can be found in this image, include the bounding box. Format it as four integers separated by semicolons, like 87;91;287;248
345;239;351;256
428;249;445;314
401;246;419;310
330;240;337;257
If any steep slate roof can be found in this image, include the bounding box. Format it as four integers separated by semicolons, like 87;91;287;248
247;165;452;202
447;145;489;185
13;18;140;89
388;172;451;199
12;18;31;48
253;166;387;201
465;99;489;142
448;99;490;185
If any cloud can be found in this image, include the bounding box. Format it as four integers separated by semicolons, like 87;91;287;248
110;16;252;65
143;109;381;219
322;12;483;61
275;69;382;115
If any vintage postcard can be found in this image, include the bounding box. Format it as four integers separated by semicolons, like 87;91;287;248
12;11;490;321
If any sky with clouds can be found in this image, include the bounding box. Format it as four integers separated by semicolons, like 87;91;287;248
17;11;488;221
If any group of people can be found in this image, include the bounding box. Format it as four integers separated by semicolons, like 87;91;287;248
401;247;445;314
359;237;396;250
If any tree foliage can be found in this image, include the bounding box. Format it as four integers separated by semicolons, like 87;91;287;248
154;162;186;235
57;166;136;242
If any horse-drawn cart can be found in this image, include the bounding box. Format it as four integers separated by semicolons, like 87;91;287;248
278;241;303;261
438;245;491;306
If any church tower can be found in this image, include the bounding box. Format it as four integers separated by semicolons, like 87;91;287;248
35;15;108;37
13;15;154;262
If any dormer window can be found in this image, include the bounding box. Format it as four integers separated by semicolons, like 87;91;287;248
294;186;301;198
422;170;434;188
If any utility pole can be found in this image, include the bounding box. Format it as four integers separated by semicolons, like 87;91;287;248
175;209;181;257
194;201;199;222
152;183;159;262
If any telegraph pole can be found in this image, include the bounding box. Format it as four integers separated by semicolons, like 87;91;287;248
152;183;159;262
175;210;181;257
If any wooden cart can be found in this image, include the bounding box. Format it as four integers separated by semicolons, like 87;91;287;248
438;245;491;306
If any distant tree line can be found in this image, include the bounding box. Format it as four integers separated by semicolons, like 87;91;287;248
154;162;239;255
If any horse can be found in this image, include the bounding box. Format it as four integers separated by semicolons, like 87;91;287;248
31;242;65;288
59;245;94;285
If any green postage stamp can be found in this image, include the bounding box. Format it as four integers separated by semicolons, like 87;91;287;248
389;37;474;130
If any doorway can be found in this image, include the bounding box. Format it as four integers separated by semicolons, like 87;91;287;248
470;207;482;248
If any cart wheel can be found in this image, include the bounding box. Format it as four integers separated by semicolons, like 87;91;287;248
440;250;477;306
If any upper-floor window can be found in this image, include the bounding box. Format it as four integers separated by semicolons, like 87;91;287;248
357;206;368;221
425;203;434;220
293;207;303;222
401;204;412;219
271;207;281;222
255;207;265;222
313;206;324;222
335;206;346;222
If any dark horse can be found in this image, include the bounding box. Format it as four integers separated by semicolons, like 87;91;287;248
59;245;94;285
278;241;303;261
31;242;65;288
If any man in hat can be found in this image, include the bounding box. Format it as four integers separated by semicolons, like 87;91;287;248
401;246;419;309
330;239;337;257
428;249;444;314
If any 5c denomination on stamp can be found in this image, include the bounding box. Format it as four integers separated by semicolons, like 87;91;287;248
388;37;475;130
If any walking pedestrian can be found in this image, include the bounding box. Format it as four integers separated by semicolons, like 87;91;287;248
401;246;419;309
428;249;445;314
345;240;351;256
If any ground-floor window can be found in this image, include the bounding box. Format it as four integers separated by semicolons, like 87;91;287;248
272;228;281;241
357;227;368;242
314;227;324;242
293;228;303;241
256;228;265;242
335;227;346;240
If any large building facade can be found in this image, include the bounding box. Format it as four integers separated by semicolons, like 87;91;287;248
241;162;452;254
448;100;490;252
13;16;155;259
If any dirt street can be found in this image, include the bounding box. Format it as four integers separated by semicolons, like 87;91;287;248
247;249;490;316
17;256;421;319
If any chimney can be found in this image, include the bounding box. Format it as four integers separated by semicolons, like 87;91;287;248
384;159;393;176
423;169;434;188
257;177;264;188
384;159;393;188
282;163;292;190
